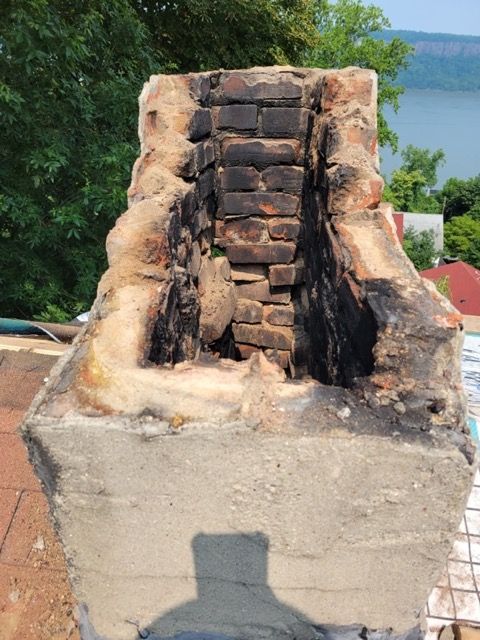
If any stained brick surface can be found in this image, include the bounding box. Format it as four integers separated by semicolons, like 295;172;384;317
223;192;300;217
261;107;310;138
215;105;257;130
222;138;301;168
262;166;304;193
226;243;296;264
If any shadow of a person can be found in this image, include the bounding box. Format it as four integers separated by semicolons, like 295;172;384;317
143;531;317;640
141;532;423;640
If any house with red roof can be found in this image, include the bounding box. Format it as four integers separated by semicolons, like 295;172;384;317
421;261;480;317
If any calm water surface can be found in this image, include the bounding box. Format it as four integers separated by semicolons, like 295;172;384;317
381;89;480;186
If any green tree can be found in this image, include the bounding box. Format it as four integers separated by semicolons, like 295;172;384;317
444;216;480;268
400;145;445;188
305;0;412;150
0;0;164;320
402;226;437;271
384;145;445;213
1;0;411;320
438;175;480;221
384;169;427;212
134;0;321;71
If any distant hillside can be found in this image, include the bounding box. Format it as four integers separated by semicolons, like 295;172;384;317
373;30;480;91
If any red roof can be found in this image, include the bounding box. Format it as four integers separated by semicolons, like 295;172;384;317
421;261;480;316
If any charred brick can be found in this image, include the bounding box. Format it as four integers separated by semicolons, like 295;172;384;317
267;218;302;241
216;73;303;104
219;218;268;244
223;192;299;217
226;243;296;264
221;167;260;191
235;280;291;304
261;108;310;138
197;168;215;200
269;261;304;286
222;138;301;169
188;109;213;141
262;167;304;193
232;322;293;350
215;105;258;130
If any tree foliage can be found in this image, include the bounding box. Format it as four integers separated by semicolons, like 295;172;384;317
400;144;445;188
444;216;480;268
305;0;412;150
383;145;445;212
0;0;162;320
402;226;437;271
1;0;411;320
438;175;480;221
134;0;320;71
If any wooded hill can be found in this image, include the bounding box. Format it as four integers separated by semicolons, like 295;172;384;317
374;30;480;91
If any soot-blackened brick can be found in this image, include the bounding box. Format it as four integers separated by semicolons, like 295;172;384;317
262;108;310;138
215;105;258;130
195;140;215;171
219;218;268;244
188;109;213;141
232;322;293;350
222;138;301;169
269;262;305;286
267;219;302;241
217;73;303;103
223;192;299;217
197;168;215;200
262;167;304;193
230;280;291;304
226;243;295;264
221;167;260;191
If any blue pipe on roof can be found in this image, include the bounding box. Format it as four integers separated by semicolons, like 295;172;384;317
0;318;61;342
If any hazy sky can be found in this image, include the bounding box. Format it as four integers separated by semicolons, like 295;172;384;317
364;0;480;36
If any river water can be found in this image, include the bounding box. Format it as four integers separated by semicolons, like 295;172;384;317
380;89;480;187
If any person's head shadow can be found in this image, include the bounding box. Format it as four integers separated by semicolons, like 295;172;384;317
143;531;317;640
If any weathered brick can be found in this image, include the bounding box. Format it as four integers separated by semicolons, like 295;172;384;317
218;73;303;103
267;218;302;241
214;105;258;130
222;138;301;169
195;140;215;171
230;265;266;282
189;74;211;106
226;243;295;264
261;108;310;138
218;218;268;244
223;193;299;217
263;304;295;326
265;348;290;369
233;299;263;324
188;108;213;140
197;168;215;200
235;280;290;304
262;166;304;193
221;167;260;191
269;261;304;286
232;322;293;350
237;343;260;360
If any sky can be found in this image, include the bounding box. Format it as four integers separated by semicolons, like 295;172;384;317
364;0;480;36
